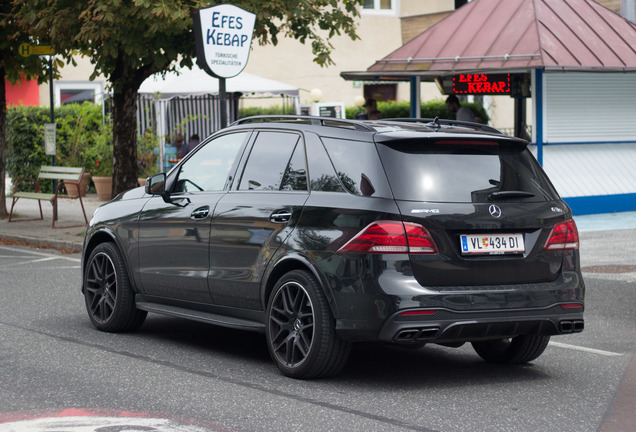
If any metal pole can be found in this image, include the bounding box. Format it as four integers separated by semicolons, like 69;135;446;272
410;76;421;118
219;77;227;128
49;55;55;166
622;0;636;22
49;56;58;221
535;69;544;166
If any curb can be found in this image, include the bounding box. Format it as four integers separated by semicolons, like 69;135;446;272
0;232;84;254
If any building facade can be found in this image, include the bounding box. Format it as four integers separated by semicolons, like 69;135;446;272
5;0;625;133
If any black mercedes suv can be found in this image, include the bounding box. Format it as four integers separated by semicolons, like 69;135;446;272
81;116;584;379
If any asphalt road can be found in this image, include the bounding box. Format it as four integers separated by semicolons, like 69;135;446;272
0;241;635;432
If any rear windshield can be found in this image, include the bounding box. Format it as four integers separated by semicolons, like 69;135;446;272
377;140;559;203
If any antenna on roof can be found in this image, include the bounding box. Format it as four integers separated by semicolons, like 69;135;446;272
426;117;441;130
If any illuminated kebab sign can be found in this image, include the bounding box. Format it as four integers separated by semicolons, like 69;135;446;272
453;73;511;95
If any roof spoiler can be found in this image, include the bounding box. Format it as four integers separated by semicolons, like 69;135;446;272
383;117;504;135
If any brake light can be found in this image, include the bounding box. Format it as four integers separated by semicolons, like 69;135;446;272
433;140;499;147
338;221;438;254
404;222;439;254
544;219;579;251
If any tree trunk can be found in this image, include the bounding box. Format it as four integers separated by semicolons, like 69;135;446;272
111;83;140;198
0;64;8;218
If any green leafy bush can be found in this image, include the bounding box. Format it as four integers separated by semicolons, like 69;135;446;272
55;103;110;171
346;99;490;124
239;105;296;118
137;128;159;179
84;126;114;177
240;99;489;124
6;106;51;193
6;103;113;192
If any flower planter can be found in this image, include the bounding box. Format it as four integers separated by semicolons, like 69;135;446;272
93;176;113;201
66;172;91;198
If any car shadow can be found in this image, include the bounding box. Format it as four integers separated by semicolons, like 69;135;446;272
338;342;551;389
134;315;271;362
126;315;551;388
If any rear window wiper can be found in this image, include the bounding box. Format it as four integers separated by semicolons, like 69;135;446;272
489;190;535;200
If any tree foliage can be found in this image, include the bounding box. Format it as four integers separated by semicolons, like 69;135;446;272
13;0;363;198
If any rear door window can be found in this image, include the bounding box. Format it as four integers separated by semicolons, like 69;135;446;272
305;134;346;193
238;131;307;191
377;140;559;203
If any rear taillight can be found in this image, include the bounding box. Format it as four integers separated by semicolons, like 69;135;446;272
544;219;579;251
338;221;438;254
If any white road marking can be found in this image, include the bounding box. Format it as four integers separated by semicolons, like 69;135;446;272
0;245;80;263
0;416;216;431
28;257;59;263
550;341;623;357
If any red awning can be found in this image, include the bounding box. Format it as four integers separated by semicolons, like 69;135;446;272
342;0;636;80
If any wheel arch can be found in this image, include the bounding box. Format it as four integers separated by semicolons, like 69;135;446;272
261;253;340;318
83;227;139;293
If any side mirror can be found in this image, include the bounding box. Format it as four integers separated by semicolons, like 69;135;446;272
145;173;166;195
144;172;188;206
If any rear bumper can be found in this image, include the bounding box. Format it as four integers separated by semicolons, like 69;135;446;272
329;270;584;343
321;255;584;343
375;304;584;345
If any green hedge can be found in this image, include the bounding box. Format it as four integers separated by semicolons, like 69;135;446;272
238;105;296;118
6;106;52;192
238;100;490;124
6;103;111;193
346;99;490;124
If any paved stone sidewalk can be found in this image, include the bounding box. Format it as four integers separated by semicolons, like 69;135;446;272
1;195;103;252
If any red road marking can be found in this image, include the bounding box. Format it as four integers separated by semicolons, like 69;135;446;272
0;409;239;432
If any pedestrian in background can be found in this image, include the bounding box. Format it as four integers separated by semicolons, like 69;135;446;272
445;94;476;123
355;98;378;120
181;134;200;158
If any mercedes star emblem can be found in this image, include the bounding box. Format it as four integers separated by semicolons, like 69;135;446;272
489;204;502;218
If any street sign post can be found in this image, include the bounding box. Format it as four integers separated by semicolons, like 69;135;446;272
20;42;58;218
192;5;255;127
44;123;56;156
18;43;55;57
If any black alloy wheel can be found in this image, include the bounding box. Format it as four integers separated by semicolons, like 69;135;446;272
83;242;146;332
266;270;351;379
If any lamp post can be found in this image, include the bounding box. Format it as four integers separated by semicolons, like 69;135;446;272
310;88;323;103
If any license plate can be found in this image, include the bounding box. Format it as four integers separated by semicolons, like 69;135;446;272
460;234;525;255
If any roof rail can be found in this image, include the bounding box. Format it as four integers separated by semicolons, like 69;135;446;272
231;115;376;132
383;117;504;135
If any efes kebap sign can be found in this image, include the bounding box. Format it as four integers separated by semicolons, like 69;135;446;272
453;73;511;95
193;4;256;79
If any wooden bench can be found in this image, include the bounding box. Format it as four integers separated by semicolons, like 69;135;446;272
8;166;89;228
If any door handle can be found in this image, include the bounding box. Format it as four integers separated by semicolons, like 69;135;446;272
270;210;292;223
191;206;210;219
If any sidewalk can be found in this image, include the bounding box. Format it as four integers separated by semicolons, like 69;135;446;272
1;195;103;253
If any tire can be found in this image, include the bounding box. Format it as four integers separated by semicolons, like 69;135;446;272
472;335;551;364
83;242;147;332
266;270;351;379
